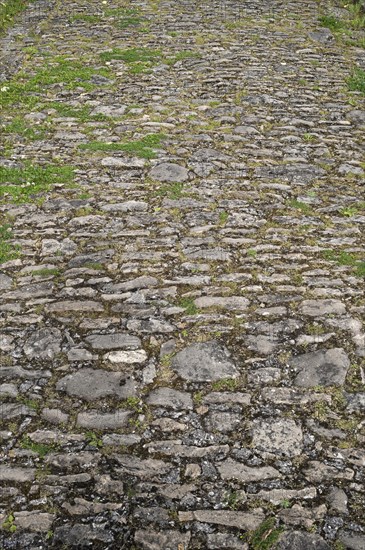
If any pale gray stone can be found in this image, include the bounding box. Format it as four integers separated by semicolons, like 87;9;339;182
42;408;69;425
194;296;249;310
56;368;136;400
14;511;54;532
327;487;348;514
205;411;242;433
304;461;354;482
300;299;346;316
179;509;264;529
101;156;146;168
252;419;303;457
172;340;238;382
104;349;147;364
101;200;148;212
126;318;175;333
146;387;193;409
114;454;173;480
0;273;12;289
218;459;281;482
85;332;141;350
134;529;191;550
0;466;36;482
290;348;350;387
46;300;104;313
149;162;189;182
76;410;132;430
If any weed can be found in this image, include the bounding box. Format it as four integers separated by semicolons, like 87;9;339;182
211;378;237;391
219;210;229;225
70;13;101;24
322;249;365;276
100;47;161;72
1;59;112;109
303;133;316;142
30;268;60;277
247;249;257;258
287;199;313;215
2;513;17;533
246;517;284;549
319;15;345;31
347;68;365;94
79;133;166;159
340;206;358;217
0;224;19;263
0;0;35;35
193;391;203;405
179;297;198;315
156;182;184;199
3;117;46;140
123;396;144;413
20;436;54;458
85;431;103;448
0;164;74;203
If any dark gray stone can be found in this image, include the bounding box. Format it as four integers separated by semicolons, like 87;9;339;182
290;348;350;387
276;530;330;549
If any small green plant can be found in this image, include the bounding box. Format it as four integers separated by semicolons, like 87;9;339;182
0;0;35;35
303;133;316;142
193;391;203;405
247;517;284;550
287;199;313;215
85;431;103;448
322;249;365;276
219;210;229;225
211;378;237;391
340;206;358;217
124;396;144;413
280;499;291;508
179;297;198;315
30;268;60;277
20;436;54;458
319;15;345;31
100;47;161;73
0;164;74;203
0;224;19;263
347;68;365;94
156;182;184;199
79;133;166;159
247;249;257;258
2;513;17;533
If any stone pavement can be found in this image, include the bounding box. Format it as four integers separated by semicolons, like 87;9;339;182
0;0;364;548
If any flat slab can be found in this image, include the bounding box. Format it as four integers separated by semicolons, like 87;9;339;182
290;348;350;387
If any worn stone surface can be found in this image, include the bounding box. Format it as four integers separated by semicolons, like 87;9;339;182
251;419;303;457
1;0;364;547
290;348;350;387
171;341;238;381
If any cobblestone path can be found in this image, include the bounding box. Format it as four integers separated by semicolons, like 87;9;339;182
1;0;365;548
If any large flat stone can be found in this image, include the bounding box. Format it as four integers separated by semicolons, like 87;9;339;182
300;299;346;316
56;368;136;401
134;529;191;550
218;459;281;482
252;419;303;457
290;348;350;387
149;162;189;182
179;509;264;530
0;466;36;482
171;340;238;382
76;410;131;429
146;387;193;410
85;333;141;350
194;296;249;310
14;511;54;532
